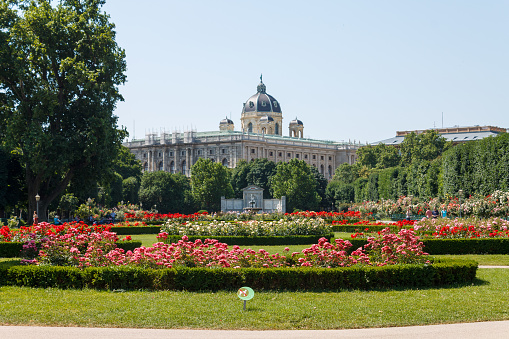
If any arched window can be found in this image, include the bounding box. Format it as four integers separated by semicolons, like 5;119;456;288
248;122;253;132
261;127;266;134
275;123;279;135
328;165;332;179
158;161;163;171
320;164;324;175
181;160;186;175
143;162;148;172
222;158;228;167
170;161;175;173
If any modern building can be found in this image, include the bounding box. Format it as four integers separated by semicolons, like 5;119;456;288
123;77;362;180
373;125;507;146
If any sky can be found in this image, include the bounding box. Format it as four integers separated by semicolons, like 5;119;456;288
102;0;509;144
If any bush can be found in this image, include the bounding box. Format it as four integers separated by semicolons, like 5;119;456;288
163;234;335;246
345;238;509;255
0;258;477;291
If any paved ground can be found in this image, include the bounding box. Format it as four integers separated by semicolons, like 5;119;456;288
1;321;509;339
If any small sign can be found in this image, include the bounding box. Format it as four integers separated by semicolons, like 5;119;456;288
237;287;254;301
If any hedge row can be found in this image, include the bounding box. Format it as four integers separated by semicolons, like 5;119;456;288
0;240;142;258
110;226;161;235
332;225;414;233
164;234;335;246
347;238;509;254
0;259;477;291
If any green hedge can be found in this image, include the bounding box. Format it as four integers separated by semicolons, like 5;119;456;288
110;226;161;235
0;240;142;258
346;238;509;254
0;258;477;291
164;234;335;246
332;225;414;233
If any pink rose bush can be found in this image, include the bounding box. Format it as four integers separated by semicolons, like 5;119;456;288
24;227;429;268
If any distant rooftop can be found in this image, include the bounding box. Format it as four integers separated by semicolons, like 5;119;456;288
373;125;507;146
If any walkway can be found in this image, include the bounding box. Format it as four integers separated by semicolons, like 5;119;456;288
1;321;509;339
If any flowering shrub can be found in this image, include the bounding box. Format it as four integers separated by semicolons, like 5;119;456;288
123;211;208;222
413;217;509;238
159;218;332;238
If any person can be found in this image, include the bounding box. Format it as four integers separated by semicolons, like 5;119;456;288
33;211;38;225
425;209;432;219
432;209;439;219
111;211;116;223
441;208;447;218
54;214;61;225
406;209;411;221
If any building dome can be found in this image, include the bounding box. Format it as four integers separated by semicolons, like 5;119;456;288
289;117;303;126
219;116;234;131
242;76;282;114
220;116;234;125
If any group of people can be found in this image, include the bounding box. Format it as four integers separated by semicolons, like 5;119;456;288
405;207;447;221
425;208;447;219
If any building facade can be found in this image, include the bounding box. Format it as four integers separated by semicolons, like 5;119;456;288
124;77;362;180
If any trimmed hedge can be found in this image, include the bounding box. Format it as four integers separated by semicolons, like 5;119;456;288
164;234;335;246
0;258;477;291
332;225;412;233
110;226;161;235
0;240;142;258
347;238;509;255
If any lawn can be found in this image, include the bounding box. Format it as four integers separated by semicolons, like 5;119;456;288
0;268;508;329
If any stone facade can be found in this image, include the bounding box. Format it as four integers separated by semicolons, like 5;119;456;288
221;185;286;213
123;77;362;179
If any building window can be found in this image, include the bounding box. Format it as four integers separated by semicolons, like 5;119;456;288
169;151;173;157
248;122;253;132
321;156;324;160
209;149;213;155
278;152;282;157
269;151;273;156
329;156;332;161
158;161;163;171
275;123;279;135
222;149;226;154
261;101;266;106
143;153;147;158
296;154;300;158
287;153;291;158
312;155;316;160
274;101;278;108
197;150;202;155
304;154;308;159
181;150;186;156
251;149;255;154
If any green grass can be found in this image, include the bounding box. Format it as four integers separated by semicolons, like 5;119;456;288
0;268;508;329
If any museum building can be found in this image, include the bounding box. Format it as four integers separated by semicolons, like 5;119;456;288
123;77;362;180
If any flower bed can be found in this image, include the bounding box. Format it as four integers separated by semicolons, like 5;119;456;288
160;218;332;237
413;217;509;238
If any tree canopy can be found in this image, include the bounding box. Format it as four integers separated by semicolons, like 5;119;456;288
269;159;320;212
191;158;233;211
0;0;127;221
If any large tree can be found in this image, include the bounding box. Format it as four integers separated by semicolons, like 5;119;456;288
269;159;320;212
191;158;233;211
0;0;127;222
139;171;193;213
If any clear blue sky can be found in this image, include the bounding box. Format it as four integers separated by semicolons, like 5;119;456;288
102;0;509;144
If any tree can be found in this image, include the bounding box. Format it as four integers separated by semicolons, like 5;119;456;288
310;166;329;209
231;159;276;199
0;1;127;222
58;193;79;219
191;158;233;211
139;172;193;213
269;159;320;212
400;130;450;165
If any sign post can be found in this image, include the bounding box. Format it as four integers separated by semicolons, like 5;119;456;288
237;286;254;311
